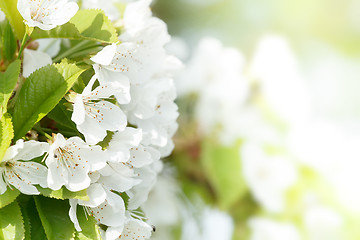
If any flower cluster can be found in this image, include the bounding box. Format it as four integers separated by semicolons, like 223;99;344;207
0;0;179;239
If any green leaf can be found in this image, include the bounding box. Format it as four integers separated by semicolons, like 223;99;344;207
18;196;47;240
37;186;89;201
34;196;76;240
0;201;25;240
12;61;88;140
2;21;17;61
0;59;21;114
75;208;101;240
0;0;25;39
0;188;20;208
47;99;80;135
0;113;14;162
201;138;247;210
32;9;118;43
17;196;31;240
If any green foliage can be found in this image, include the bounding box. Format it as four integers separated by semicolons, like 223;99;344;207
0;0;25;39
34;196;76;240
75;208;101;240
97;131;114;150
0;60;20;114
12;61;88;140
0;201;25;240
201;138;247;210
1;21;16;61
0;188;20;208
54;40;103;63
0;113;14;162
37;186;89;201
17;196;32;240
32;9;118;43
18;196;47;240
47;99;81;137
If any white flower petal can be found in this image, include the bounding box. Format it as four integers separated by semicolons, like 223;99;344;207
37;38;61;58
79;183;106;208
66;167;91;192
69;199;82;231
72;94;86;125
18;0;79;30
99;163;140;192
11;140;48;161
91;44;117;66
0;170;7;194
106;226;124;240
46;156;67;190
118;219;152;240
46;134;103;191
93;66;131;104
127;167;157;210
89;191;125;227
77;116;108;145
13;161;48;188
128;145;155;168
23;49;52;77
4;169;40;195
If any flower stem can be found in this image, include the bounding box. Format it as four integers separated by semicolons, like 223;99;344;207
17;32;30;60
53;41;102;62
32;125;52;140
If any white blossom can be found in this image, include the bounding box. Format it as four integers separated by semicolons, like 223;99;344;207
23;48;52;77
117;217;153;240
107;127;142;163
97;162;141;193
90;44;134;104
81;0;124;21
241;142;298;213
248;218;301;240
70;183;126;240
45;133;106;191
176;37;249;145
71;78;127;145
0;140;48;195
17;0;79;30
36;38;61;58
127;162;161;210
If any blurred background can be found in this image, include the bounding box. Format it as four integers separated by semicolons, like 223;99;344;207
144;0;360;239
